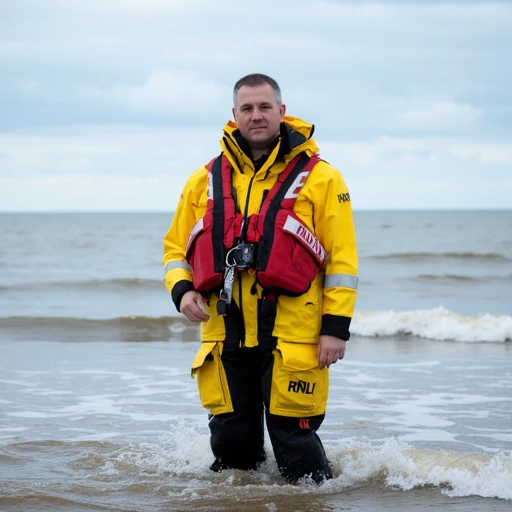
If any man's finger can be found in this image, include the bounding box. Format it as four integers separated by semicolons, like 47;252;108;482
182;304;207;323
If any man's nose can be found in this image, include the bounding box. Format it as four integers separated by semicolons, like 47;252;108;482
251;108;263;121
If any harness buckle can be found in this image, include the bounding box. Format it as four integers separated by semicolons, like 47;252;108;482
226;243;255;269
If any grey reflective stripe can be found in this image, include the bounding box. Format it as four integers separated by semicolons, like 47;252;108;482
324;274;358;289
165;260;192;274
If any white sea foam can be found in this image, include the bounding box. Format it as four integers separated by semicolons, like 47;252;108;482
352;307;512;342
104;423;512;501
333;438;512;500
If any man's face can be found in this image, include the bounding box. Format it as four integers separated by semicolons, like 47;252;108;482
232;84;286;151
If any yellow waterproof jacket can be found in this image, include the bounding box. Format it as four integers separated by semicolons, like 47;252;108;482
163;116;358;346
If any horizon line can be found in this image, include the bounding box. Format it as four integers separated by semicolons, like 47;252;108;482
1;208;511;215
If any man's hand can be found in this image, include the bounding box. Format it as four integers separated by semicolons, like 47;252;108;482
180;290;210;323
318;335;346;369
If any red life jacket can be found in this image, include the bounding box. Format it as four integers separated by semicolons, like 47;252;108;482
185;152;326;296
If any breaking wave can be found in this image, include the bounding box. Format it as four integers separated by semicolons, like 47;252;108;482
2;307;511;343
352;307;512;343
369;251;510;262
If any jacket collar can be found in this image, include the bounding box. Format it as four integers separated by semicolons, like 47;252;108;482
220;116;318;176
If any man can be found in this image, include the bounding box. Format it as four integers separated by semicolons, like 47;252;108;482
163;73;358;483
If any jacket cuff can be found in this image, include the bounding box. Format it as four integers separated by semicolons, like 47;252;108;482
320;314;351;341
171;280;195;312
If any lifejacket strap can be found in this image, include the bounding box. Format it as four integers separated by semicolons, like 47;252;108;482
257;296;278;350
210;156;227;273
258;153;318;271
222;299;244;349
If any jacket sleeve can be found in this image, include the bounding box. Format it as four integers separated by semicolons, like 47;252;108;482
163;167;208;311
312;162;358;340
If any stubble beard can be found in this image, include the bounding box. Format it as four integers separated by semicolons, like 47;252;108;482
248;128;279;151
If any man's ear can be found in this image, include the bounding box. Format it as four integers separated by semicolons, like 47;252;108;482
232;107;237;121
280;104;286;118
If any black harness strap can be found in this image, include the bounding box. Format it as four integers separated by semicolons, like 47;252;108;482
257;295;278;351
211;155;226;274
222;299;244;349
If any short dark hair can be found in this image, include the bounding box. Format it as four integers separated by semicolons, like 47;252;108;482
233;73;282;107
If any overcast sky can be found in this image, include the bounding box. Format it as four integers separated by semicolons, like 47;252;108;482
1;0;511;211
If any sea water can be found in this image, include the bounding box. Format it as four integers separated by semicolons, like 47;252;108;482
0;211;511;511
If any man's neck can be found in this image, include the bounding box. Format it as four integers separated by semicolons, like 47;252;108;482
251;147;269;161
252;154;268;171
250;135;280;161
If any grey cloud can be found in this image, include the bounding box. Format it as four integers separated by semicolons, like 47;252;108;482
1;0;510;142
1;0;511;211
